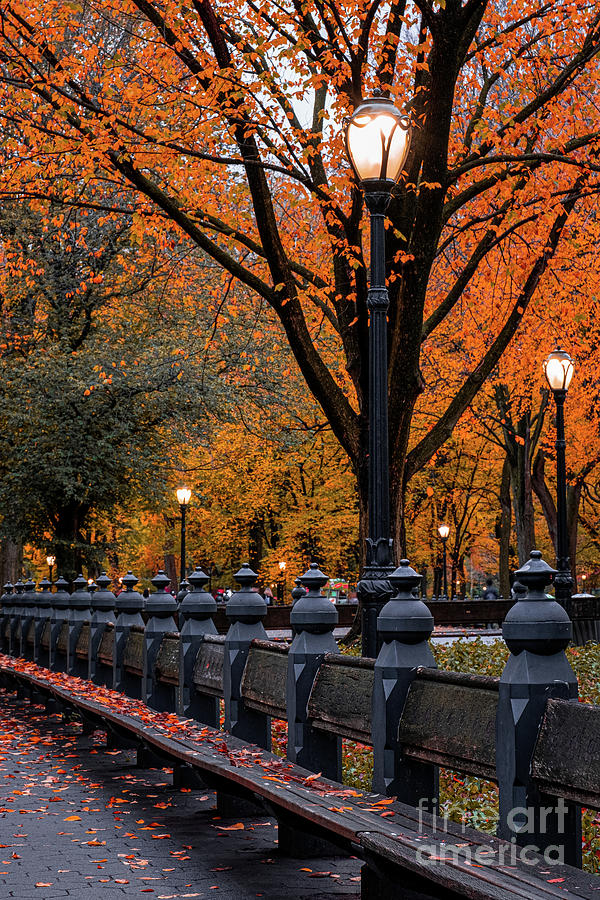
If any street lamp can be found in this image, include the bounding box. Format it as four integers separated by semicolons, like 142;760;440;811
438;524;450;600
46;555;56;582
543;348;575;611
176;487;192;588
344;90;411;657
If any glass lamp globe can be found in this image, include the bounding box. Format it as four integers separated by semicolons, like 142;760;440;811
176;487;192;506
438;524;450;540
344;92;411;185
543;349;574;392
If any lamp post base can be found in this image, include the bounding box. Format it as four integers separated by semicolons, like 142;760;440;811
554;566;574;616
357;563;394;658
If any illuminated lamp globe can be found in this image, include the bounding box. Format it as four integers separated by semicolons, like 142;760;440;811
543;348;574;393
176;487;192;506
344;92;411;186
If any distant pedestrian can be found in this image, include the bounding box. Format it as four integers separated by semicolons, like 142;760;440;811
482;577;499;600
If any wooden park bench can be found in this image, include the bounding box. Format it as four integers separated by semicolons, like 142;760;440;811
0;651;598;899
2;638;599;899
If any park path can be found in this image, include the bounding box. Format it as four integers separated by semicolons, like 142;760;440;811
0;689;360;899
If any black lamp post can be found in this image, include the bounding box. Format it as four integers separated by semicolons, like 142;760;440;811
543;348;575;611
438;524;449;600
344;90;411;658
46;554;56;583
176;487;191;589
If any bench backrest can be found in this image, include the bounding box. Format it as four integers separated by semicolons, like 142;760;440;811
398;667;498;781
531;697;600;810
308;654;373;744
155;633;180;686
56;621;69;654
241;640;288;719
122;625;145;676
75;621;91;659
40;620;51;649
192;634;225;697
97;623;115;666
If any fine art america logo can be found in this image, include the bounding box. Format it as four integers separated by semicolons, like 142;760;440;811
415;798;570;867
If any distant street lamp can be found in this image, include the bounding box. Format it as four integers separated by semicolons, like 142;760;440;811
176;487;192;588
438;524;450;600
46;555;56;582
344;90;411;657
582;573;587;592
543;348;575;611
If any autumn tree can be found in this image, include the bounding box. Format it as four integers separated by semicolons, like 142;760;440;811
0;201;219;578
405;432;501;596
0;0;598;564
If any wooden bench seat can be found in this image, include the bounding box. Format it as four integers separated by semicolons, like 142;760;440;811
1;655;598;899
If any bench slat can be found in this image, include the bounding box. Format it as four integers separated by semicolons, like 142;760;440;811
241;640;288;720
360;831;583;900
123;627;144;676
155;634;180;686
308;655;373;744
56;622;69;654
532;697;600;810
398;668;498;780
192;634;224;697
75;621;91;659
97;624;114;666
40;620;51;650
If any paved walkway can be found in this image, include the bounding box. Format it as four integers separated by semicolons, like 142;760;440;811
0;690;360;899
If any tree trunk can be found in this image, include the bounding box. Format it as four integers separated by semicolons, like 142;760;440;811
532;450;557;552
498;456;512;598
507;419;536;564
533;449;582;584
0;539;22;586
163;553;177;592
567;485;581;584
54;502;89;583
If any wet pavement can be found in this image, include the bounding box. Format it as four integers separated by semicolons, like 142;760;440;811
0;689;361;899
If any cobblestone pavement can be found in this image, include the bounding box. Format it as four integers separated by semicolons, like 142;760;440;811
0;690;361;899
